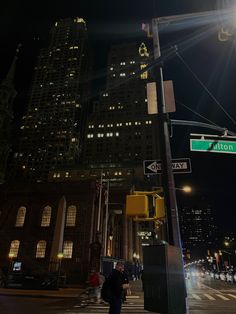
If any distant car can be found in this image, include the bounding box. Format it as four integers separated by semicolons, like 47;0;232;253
226;271;234;283
185;271;190;279
215;272;220;280
234;272;236;283
219;272;227;281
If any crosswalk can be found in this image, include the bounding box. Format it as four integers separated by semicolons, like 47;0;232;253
73;293;236;313
189;293;236;301
73;296;155;313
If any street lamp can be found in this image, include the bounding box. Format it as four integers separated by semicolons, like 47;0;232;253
224;241;230;247
57;252;63;288
8;253;15;273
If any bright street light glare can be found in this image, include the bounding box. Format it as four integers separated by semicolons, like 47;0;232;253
182;186;192;193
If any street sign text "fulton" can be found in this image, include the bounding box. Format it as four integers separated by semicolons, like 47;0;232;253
190;139;236;154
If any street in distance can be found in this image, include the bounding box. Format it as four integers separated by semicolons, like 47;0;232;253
143;158;192;175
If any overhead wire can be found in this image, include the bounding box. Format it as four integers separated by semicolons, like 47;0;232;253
175;49;236;125
176;99;220;127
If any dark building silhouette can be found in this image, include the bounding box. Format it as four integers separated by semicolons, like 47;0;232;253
11;18;91;182
0;46;19;183
179;205;217;259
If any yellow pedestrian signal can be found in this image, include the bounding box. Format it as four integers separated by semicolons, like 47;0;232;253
126;195;149;218
155;198;165;218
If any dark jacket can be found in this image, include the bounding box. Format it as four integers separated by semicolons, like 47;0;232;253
109;269;123;297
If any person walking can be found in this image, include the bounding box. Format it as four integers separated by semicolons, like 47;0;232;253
121;269;129;303
108;262;125;314
88;269;100;303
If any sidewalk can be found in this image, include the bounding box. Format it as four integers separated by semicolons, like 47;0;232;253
0;279;144;300
128;279;143;298
0;286;83;299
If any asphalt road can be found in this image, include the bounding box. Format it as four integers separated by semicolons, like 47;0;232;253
0;276;235;314
187;274;236;313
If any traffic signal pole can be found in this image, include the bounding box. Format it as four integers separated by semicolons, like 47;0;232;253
151;18;188;313
152;18;182;249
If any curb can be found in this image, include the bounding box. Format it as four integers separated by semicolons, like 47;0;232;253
0;292;79;299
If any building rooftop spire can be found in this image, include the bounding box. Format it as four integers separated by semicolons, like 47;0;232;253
4;43;22;83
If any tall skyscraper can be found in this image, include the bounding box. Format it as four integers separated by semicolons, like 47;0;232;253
82;42;158;175
179;206;217;259
0;47;19;183
12;18;91;182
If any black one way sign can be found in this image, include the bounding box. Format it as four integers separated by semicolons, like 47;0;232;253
143;158;192;175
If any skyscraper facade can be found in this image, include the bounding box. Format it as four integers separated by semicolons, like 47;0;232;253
179;206;217;259
82;42;158;176
12;18;91;182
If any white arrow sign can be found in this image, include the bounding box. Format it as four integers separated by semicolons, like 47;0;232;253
144;158;192;175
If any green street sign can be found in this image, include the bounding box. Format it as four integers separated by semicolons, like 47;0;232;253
190;139;236;154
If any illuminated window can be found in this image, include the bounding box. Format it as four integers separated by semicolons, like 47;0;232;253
65;172;70;178
15;207;26;227
66;205;77;227
140;64;148;80
120;73;126;77
9;240;20;258
41;206;52;227
97;133;104;138
106;133;113;137
63;241;73;258
98;124;104;128
115;132;119;136
36;241;47;258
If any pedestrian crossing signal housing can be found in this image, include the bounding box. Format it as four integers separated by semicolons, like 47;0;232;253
155;198;165;219
126;195;149;217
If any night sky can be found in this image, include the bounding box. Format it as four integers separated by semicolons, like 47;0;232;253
1;0;236;233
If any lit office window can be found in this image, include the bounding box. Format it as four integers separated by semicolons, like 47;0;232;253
63;241;73;258
9;240;20;257
41;206;52;227
15;207;26;227
36;240;47;258
66;205;77;227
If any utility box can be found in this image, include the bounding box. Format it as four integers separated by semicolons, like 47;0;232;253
143;244;186;314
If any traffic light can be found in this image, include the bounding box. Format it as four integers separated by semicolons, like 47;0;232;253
155;197;165;218
126;195;149;218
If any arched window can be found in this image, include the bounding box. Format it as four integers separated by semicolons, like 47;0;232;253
66;205;77;227
36;240;47;258
9;240;20;257
15;207;26;227
63;241;73;258
41;206;52;227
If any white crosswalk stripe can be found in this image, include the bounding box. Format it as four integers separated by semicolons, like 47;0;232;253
204;294;216;300
74;300;153;313
188;293;236;301
215;294;230;300
227;294;236;299
192;293;202;300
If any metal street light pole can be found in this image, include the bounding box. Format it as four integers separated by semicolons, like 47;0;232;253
152;18;181;248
